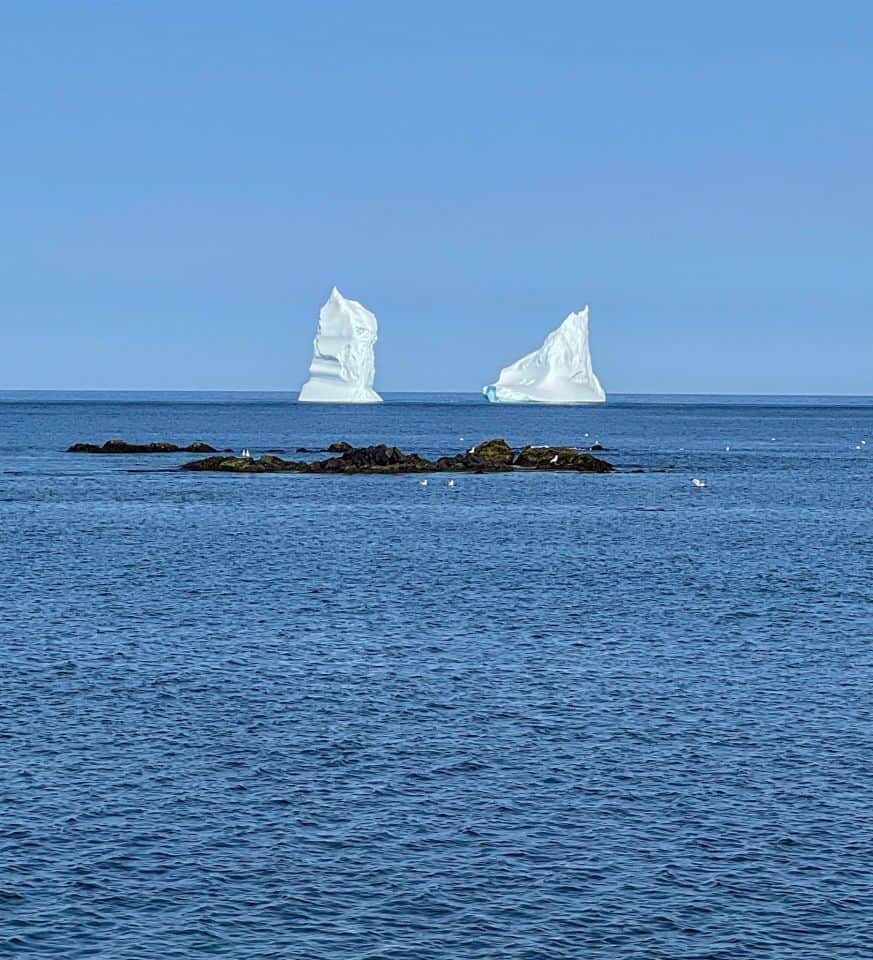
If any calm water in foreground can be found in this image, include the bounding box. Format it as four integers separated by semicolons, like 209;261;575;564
2;392;873;959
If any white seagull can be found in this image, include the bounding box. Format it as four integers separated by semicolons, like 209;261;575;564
691;478;706;489
725;445;731;452
419;479;429;487
550;454;559;465
448;479;456;488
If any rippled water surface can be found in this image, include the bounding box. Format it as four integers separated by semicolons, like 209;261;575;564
2;391;873;958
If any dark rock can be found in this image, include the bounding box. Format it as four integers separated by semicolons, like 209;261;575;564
516;445;613;473
68;439;217;454
433;454;470;471
108;439;171;452
67;443;103;453
183;455;271;473
265;448;286;454
293;442;352;454
182;455;234;472
311;445;433;474
465;438;515;468
587;443;607;452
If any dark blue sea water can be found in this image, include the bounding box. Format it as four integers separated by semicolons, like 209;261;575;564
2;391;873;959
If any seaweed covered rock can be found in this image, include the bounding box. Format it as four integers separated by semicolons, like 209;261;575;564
516;445;613;473
182;455;275;473
182;455;234;472
432;440;515;473
467;438;515;467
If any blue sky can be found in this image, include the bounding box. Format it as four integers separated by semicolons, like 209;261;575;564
1;1;871;393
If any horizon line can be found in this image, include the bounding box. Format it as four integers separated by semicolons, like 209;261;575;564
2;388;873;399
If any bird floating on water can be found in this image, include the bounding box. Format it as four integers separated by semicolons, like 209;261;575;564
419;479;429;487
448;479;456;488
725;445;731;452
691;478;706;489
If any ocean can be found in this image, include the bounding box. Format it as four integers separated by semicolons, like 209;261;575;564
2;392;872;958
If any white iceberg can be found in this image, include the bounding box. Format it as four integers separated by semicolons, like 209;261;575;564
298;287;382;403
483;305;606;404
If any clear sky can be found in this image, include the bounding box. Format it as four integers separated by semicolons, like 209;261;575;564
1;1;871;393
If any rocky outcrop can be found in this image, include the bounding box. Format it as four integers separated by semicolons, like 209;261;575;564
295;441;354;454
515;445;613;473
182;439;613;475
430;438;516;473
68;439;218;454
468;438;515;466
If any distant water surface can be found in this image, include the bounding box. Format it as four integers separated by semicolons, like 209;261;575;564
1;392;872;959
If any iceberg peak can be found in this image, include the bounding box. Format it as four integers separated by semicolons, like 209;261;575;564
298;288;382;403
483;304;606;404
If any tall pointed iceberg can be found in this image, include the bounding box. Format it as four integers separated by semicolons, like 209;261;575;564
298;287;382;403
483;305;606;404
